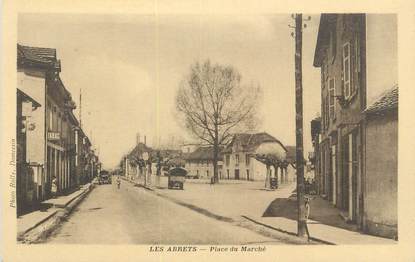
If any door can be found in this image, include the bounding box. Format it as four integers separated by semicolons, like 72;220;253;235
351;132;358;222
235;169;240;180
331;145;337;205
342;136;349;212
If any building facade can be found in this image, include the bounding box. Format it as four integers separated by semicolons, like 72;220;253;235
185;146;223;179
16;89;41;215
222;132;295;182
313;14;398;238
17;44;97;215
363;87;398;238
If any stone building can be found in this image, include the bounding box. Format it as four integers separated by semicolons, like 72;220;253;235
363;86;398;238
222;132;295;182
185;146;223;179
313;14;398;238
17;44;96;215
16;89;41;215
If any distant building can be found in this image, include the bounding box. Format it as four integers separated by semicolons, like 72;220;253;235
124;142;153;180
185;146;223;179
180;143;200;154
222;132;295;182
313;14;398;238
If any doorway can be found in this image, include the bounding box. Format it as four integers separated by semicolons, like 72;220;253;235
235;169;240;180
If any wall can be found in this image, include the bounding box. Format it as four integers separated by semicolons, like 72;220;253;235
17;70;46;165
185;161;214;179
366;14;398;105
364;113;398;238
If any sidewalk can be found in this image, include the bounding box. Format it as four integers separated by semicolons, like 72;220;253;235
17;182;93;242
126;175;396;245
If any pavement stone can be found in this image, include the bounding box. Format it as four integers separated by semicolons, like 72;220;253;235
17;183;93;241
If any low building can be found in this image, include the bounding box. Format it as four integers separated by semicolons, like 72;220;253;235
363;86;398;239
185;146;223;179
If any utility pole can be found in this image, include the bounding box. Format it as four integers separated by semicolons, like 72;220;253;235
79;89;82;129
292;13;309;238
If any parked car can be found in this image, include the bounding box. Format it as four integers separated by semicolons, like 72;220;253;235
168;167;186;190
99;170;112;184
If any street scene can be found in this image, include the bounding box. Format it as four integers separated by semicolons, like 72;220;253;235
16;13;398;245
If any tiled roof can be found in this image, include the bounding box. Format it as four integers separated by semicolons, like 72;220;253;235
365;86;398;115
17;44;57;65
222;132;285;153
185;146;224;161
129;143;153;157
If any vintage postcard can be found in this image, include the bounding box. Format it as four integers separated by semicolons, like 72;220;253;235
2;0;415;261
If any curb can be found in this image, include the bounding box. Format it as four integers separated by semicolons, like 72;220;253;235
241;215;335;245
18;183;94;244
16;210;59;241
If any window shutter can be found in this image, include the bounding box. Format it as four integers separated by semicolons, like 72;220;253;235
350;38;356;95
343;43;351;99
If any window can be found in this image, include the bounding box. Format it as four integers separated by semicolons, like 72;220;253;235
329;78;336;119
245;154;250;166
343;42;351;99
58;113;61;133
235;154;240;166
353;33;360;95
322;96;325;131
329;30;337;63
325;95;330;129
49;108;53;130
225;155;230;166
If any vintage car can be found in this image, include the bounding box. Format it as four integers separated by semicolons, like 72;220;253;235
167;167;186;190
99;170;112;184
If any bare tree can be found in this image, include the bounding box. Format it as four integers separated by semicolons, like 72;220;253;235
176;60;261;183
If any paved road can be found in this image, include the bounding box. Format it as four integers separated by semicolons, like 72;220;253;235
47;179;282;244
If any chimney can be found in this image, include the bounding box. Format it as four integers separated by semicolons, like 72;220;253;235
137;133;140;145
144;135;146;145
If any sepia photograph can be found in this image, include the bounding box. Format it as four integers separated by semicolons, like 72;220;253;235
5;0;415;260
13;12;400;246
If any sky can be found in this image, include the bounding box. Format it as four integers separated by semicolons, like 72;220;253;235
18;13;321;169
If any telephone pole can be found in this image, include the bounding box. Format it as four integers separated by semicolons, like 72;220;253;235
79;89;82;128
293;13;307;237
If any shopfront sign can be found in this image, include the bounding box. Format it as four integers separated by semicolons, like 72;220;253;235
48;132;60;141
